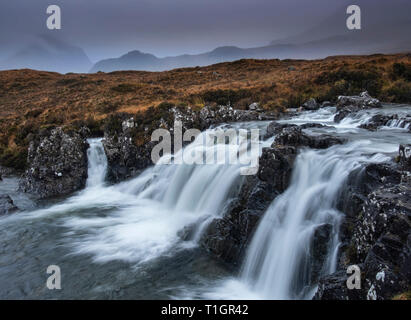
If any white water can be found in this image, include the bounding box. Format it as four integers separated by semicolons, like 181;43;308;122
185;104;409;300
14;125;270;265
2;104;409;299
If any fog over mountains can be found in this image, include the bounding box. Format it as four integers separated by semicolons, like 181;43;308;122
0;0;410;73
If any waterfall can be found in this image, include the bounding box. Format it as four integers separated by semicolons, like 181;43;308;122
86;138;108;188
30;124;269;264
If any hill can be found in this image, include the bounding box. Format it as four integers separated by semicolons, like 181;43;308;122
0;53;410;170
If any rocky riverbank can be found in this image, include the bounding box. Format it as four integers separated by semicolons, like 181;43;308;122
12;91;411;299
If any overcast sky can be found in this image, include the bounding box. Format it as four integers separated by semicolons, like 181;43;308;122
1;0;410;62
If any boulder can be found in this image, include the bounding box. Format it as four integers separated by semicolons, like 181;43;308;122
359;114;397;131
315;158;411;300
103;105;279;182
274;126;343;149
302;98;320;111
19;127;89;199
337;91;382;110
248;102;261;111
201;146;296;266
0;194;18;215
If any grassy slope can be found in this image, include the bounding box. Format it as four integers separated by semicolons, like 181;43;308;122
0;53;410;170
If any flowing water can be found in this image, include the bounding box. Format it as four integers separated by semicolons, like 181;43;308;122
0;104;409;299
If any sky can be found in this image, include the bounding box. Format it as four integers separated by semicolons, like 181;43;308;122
1;0;410;62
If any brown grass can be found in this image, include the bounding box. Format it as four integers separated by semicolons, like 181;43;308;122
0;53;410;169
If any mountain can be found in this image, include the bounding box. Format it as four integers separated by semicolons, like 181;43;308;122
90;30;411;73
0;35;92;74
90;0;411;73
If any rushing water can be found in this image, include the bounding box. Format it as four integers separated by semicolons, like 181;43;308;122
0;104;409;299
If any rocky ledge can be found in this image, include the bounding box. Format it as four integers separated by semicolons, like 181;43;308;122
360;114;411;132
200;123;344;266
334;91;382;123
103;104;279;182
314;145;411;300
19;127;89;199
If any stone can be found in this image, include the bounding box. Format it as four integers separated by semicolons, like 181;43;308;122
19;127;89;198
0;194;18;215
302;98;320;111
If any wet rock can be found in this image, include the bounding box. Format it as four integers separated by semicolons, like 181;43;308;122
19;127;89;199
300;123;331;130
201;146;296;265
359;114;397;131
337;91;382;110
334;92;382;123
316;160;410;300
399;144;411;168
248;102;261;111
0;194;18;215
264;122;296;139
302;98;320;111
103;104;279;182
334;106;359;123
274;126;343;149
310;223;333;283
313;269;363;300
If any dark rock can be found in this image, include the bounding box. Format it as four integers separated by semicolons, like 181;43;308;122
201;146;296;265
264;122;296;139
302;98;320;111
316;160;410;300
300;123;331;130
334;106;359;123
0;194;18;215
313;269;363;300
310;223;333;283
337;91;382;110
334;92;382;123
19;127;89;199
248;102;261;111
399;144;411;168
103;105;279;182
359;114;397;131
274;126;343;149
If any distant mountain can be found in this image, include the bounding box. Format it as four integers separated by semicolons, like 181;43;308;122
90;0;411;73
90;30;411;73
0;35;92;74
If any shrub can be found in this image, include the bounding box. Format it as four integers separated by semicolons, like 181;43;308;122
392;63;411;81
111;83;141;93
383;81;411;103
315;69;383;97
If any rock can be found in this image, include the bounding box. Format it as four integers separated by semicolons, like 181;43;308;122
264;122;296;139
359;114;397;131
201;146;296;265
302;98;320;111
337;91;382;110
315;159;411;300
248;102;261;111
300;123;332;130
313;269;363;300
0;194;18;215
399;144;411;168
288;66;296;71
274;126;343;149
19;127;89;199
334;92;382;123
103;105;279;182
334;106;359;123
310;223;333;283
